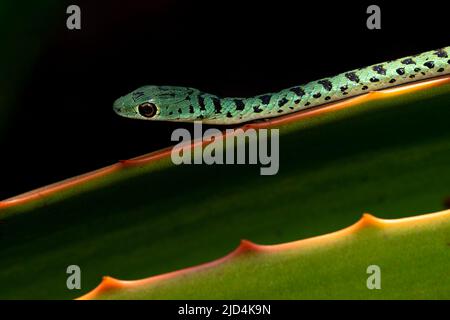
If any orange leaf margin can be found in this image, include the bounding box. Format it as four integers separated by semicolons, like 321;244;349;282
0;75;449;210
77;209;450;299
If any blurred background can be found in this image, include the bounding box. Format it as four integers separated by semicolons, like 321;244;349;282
0;0;448;200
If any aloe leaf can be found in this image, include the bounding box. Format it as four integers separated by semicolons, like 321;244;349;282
0;77;449;299
79;210;450;299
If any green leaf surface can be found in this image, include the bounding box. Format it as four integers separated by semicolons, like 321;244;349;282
82;211;450;299
1;79;450;299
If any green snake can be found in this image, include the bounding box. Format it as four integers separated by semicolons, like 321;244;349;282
113;47;449;124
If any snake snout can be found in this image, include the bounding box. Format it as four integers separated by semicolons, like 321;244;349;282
113;97;125;114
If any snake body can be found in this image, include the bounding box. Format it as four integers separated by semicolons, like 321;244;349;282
114;47;450;124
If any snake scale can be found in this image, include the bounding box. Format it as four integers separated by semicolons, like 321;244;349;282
114;46;450;124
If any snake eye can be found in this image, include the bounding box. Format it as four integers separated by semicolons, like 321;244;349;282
138;102;157;118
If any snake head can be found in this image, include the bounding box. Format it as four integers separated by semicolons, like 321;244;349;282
113;85;202;122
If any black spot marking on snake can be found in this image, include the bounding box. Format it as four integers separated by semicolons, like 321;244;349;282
448;60;450;64
313;93;321;99
318;80;333;91
414;67;421;72
178;108;182;114
370;77;380;82
396;68;405;75
289;106;294;110
169;111;173;116
278;98;288;107
362;86;369;90
421;72;426;75
253;106;263;113
234;99;245;111
438;68;445;72
189;105;194;114
435;49;448;58
290;87;305;97
401;58;416;65
325;96;331;101
345;72;360;83
409;75;415;79
226;112;233;118
424;61;435;69
343;92;348;95
340;85;348;92
373;65;387;75
305;102;311;106
197;115;204;119
294;99;301;104
212;97;222;113
389;79;396;83
277;109;284;113
132;91;145;101
132;91;144;97
259;95;272;104
198;96;206;111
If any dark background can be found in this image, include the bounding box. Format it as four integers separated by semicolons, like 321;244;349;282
1;0;448;200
